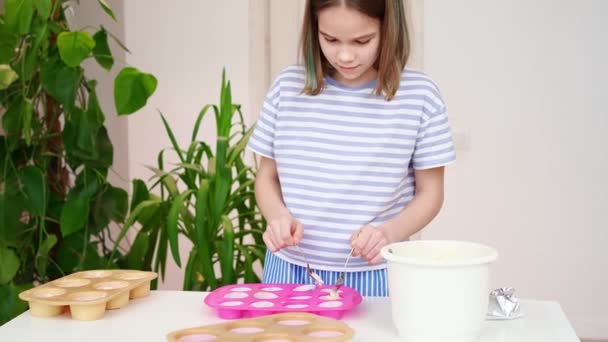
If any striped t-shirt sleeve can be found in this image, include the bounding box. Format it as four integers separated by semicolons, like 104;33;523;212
247;78;281;159
412;83;456;169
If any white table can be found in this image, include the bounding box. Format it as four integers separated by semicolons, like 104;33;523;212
0;290;580;341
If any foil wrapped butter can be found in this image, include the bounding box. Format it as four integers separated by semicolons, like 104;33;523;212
487;287;524;320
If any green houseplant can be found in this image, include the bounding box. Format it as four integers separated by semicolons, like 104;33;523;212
110;71;267;291
0;0;156;324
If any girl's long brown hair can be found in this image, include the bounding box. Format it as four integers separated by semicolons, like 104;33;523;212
300;0;410;101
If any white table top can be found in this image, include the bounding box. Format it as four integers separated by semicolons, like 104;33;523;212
0;290;580;341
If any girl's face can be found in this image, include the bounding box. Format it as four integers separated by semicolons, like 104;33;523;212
317;5;381;87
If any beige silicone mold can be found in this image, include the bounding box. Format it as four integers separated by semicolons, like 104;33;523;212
166;312;354;342
19;269;157;321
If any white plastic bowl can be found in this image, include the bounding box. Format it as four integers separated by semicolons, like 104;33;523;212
381;240;498;342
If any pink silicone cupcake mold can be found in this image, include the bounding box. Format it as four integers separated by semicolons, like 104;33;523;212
204;284;362;320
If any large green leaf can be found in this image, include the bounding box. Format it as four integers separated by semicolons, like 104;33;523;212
93;28;113;71
130;179;149;211
4;0;34;35
46;191;64;223
0;282;31;325
16;19;48;82
35;234;57;278
0;64;18;89
114;67;157;115
167;190;193;268
89;126;113;168
62;109;82;164
40;58;80;110
55;232;84;272
106;199;160;266
34;0;52;20
0;25;18;64
86;80;105;124
1;99;29;150
64;114;112;169
91;185;128;231
57;31;95;67
159;112;185;163
236;245;255;283
97;0;117;21
0;247;20;284
63;108;97;161
1;99;23;135
55;232;104;272
191;104;212;142
182;249;196;290
76;106;99;156
20;166;46;216
194;180;217;289
60;194;90;237
155;226;169;281
219;215;235;285
72;169;101;199
126;231;149;269
0;182;27;244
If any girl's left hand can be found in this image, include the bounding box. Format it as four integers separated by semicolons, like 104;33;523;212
350;224;390;264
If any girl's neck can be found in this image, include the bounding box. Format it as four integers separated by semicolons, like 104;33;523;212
330;67;378;88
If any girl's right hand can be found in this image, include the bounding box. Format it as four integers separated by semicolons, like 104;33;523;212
263;213;303;252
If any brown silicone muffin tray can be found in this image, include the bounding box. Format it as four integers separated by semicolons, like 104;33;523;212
19;269;157;321
167;312;354;342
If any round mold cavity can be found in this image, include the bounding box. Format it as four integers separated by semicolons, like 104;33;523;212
114;271;148;280
292;284;315;292
177;333;218;342
67;291;108;302
254;292;278;299
306;330;345;338
31;287;67;299
224;292;249;299
284;303;309;309
287;295;312;300
93;280;130;290
227;325;265;334
260;287;283;292
250;301;275;308
54;278;91;288
229;287;252;292
317;301;343;308
319;294;342;300
79;270;113;279
219;301;244;307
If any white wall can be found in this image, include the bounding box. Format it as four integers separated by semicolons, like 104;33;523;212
422;0;608;339
122;0;251;290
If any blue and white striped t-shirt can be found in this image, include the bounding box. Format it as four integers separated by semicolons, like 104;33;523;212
247;65;455;272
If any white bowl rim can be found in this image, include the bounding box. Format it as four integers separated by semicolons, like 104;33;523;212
380;240;498;267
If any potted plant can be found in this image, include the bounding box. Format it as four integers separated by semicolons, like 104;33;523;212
110;70;267;291
0;0;156;324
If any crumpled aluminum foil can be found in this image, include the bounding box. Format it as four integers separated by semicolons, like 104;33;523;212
486;287;524;320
